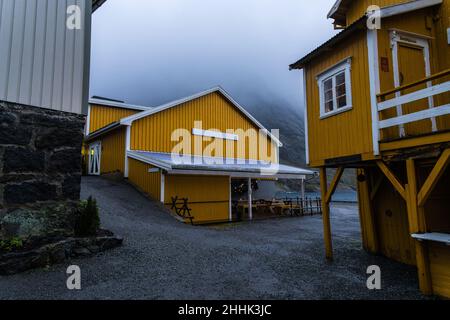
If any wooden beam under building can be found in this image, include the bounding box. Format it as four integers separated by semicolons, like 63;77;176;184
417;149;450;207
319;167;344;260
376;161;406;200
406;159;433;295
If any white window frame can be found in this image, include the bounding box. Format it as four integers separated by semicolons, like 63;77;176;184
317;58;353;119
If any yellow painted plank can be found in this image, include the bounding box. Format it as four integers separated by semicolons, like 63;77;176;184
164;174;229;224
130;92;277;162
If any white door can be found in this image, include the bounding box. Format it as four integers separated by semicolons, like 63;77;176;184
88;142;101;175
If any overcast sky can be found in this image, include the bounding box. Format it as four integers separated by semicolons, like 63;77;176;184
90;0;338;114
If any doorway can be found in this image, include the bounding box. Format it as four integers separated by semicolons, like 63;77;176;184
88;142;101;176
391;31;435;137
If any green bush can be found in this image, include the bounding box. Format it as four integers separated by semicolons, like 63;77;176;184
0;237;23;253
75;196;100;237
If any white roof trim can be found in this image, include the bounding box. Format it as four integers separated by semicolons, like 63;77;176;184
329;0;443;20
120;86;283;147
89;98;152;112
379;0;442;18
168;169;307;180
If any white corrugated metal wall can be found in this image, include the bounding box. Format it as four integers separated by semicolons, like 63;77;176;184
0;0;91;115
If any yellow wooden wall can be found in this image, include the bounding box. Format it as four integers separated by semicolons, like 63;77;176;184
130;92;277;163
164;174;230;224
429;243;450;298
305;29;374;166
357;167;416;265
435;1;450;129
435;1;450;72
376;8;450;140
99;127;126;175
128;158;161;201
89;104;139;134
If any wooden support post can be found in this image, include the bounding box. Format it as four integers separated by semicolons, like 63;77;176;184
301;178;305;200
248;178;253;221
406;159;433;295
417;149;450;207
357;168;379;254
376;161;406;200
319;167;344;261
325;167;344;204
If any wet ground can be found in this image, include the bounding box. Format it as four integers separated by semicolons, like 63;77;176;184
0;176;425;300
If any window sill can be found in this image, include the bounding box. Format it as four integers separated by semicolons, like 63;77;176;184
320;106;352;120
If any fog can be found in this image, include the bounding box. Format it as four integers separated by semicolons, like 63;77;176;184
90;0;338;115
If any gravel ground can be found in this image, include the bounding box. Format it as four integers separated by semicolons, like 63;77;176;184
0;176;426;300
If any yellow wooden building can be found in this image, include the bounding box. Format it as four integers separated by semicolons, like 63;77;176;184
84;87;313;224
290;0;450;297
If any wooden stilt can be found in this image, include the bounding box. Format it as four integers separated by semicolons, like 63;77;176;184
406;159;433;295
319;167;344;261
357;168;379;254
320;167;333;260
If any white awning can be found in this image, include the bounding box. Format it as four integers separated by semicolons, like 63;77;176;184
127;150;315;179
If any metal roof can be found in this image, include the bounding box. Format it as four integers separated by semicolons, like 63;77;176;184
289;16;366;70
127;151;315;179
85;121;122;142
89;97;152;111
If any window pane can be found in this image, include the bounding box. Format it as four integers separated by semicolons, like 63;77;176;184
325;88;333;102
324;78;332;91
325;100;334;113
335;71;345;86
337;95;347;109
323;78;334;113
336;83;346;97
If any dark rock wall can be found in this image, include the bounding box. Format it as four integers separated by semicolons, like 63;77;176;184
0;101;85;239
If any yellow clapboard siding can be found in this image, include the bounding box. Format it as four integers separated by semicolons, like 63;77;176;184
434;1;450;130
131;92;276;162
89;104;139;133
377;8;442;141
373;175;416;266
128;158;161;201
99;127;126;175
429;243;450;298
164;174;229;224
305;29;373;164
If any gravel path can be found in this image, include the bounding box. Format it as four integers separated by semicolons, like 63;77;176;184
0;176;425;300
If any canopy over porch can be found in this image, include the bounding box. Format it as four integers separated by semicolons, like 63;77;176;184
127;150;316;222
127;150;314;179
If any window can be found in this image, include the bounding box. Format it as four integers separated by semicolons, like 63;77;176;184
317;59;352;118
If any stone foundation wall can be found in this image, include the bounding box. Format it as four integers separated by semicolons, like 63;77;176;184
0;101;85;239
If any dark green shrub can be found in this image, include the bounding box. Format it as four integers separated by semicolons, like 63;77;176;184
75;196;100;237
0;237;23;253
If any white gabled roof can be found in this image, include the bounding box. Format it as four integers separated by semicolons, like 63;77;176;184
89;98;152;112
120;86;283;147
